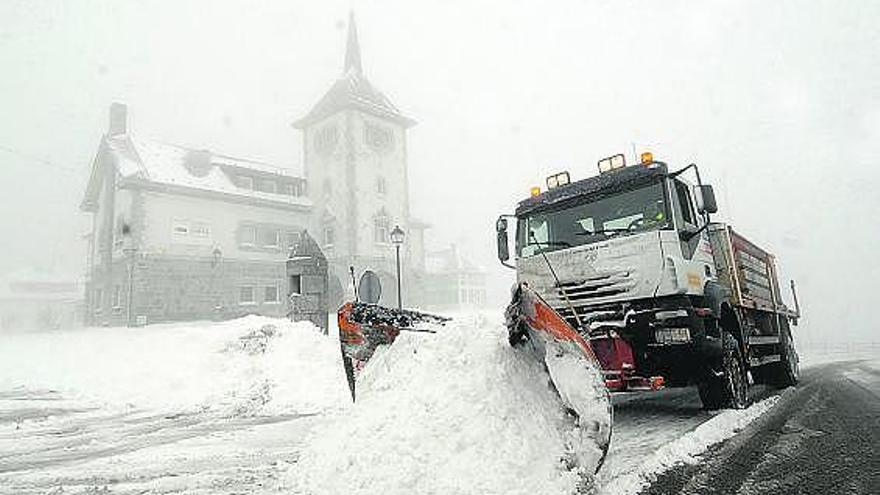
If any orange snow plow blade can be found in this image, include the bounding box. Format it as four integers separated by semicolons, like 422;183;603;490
505;283;613;473
337;302;450;401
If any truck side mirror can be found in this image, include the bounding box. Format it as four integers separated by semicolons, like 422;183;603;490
698;185;718;214
496;217;510;263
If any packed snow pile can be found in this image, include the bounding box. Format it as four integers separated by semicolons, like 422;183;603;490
289;313;594;495
0;316;350;416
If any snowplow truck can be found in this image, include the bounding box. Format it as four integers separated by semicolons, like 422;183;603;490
497;153;801;410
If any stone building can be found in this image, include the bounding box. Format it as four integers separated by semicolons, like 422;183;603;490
80;14;426;326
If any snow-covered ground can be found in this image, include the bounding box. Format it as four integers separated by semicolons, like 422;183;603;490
0;316;351;494
0;315;350;415
287;313;594;495
3;313;852;494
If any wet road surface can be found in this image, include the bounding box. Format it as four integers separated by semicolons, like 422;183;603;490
640;360;879;495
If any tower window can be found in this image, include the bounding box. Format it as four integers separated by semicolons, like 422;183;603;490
364;123;394;152
314;125;339;155
376;177;387;195
374;212;390;243
324;226;335;246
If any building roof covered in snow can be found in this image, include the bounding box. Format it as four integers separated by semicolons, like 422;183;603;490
81;128;311;212
293;13;415;129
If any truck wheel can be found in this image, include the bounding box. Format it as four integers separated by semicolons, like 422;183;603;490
698;332;750;410
768;330;799;388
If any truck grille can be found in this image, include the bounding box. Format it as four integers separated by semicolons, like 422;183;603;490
547;270;636;330
557;303;627;333
552;270;636;305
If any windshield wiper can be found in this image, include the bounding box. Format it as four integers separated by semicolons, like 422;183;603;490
528;240;572;248
576;228;632;237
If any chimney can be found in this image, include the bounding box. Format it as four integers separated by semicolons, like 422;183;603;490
109;102;128;136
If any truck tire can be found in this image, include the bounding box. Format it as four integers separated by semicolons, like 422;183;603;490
698;331;750;410
768;329;799;388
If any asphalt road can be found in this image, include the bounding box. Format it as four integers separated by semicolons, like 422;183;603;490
641;360;880;495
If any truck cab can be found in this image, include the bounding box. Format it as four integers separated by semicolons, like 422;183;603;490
497;153;799;409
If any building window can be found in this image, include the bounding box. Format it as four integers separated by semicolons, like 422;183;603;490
239;286;255;305
172;221;189;236
324;226;335;246
191;222;210;238
239;176;254;190
112;285;121;309
286;231;302;250
257;179;277;194
264;285;279;304
376;177;387;195
374;212;390;244
260;228;280;248
94;288;103;313
322;179;332;199
286;182;303;197
114;215;126;250
240;225;257;246
289;274;302;296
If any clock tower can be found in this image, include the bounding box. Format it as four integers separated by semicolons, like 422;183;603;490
294;12;426;304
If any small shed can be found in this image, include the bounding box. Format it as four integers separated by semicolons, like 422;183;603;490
286;231;329;333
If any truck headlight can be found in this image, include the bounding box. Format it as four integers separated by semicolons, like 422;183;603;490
655;327;691;344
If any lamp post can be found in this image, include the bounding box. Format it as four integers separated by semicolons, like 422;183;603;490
121;224;135;327
390;225;405;310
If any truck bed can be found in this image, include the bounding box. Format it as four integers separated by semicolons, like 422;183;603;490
707;223;793;316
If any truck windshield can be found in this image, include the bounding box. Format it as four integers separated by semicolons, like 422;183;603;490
516;182;669;257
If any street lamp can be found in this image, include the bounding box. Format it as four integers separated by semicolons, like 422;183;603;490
390;225;405;310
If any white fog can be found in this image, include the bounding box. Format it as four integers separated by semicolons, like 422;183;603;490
1;2;878;494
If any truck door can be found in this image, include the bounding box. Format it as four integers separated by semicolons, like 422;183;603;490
672;179;701;259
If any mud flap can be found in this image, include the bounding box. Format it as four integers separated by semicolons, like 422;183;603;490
505;284;613;474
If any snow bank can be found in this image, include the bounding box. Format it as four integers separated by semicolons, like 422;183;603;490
0;316;350;415
288;313;588;495
599;395;780;495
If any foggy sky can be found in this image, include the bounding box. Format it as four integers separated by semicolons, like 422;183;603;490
1;0;878;343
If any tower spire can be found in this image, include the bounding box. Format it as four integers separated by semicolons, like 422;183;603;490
344;11;362;74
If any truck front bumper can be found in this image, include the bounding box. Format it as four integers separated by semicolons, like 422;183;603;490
581;296;719;388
